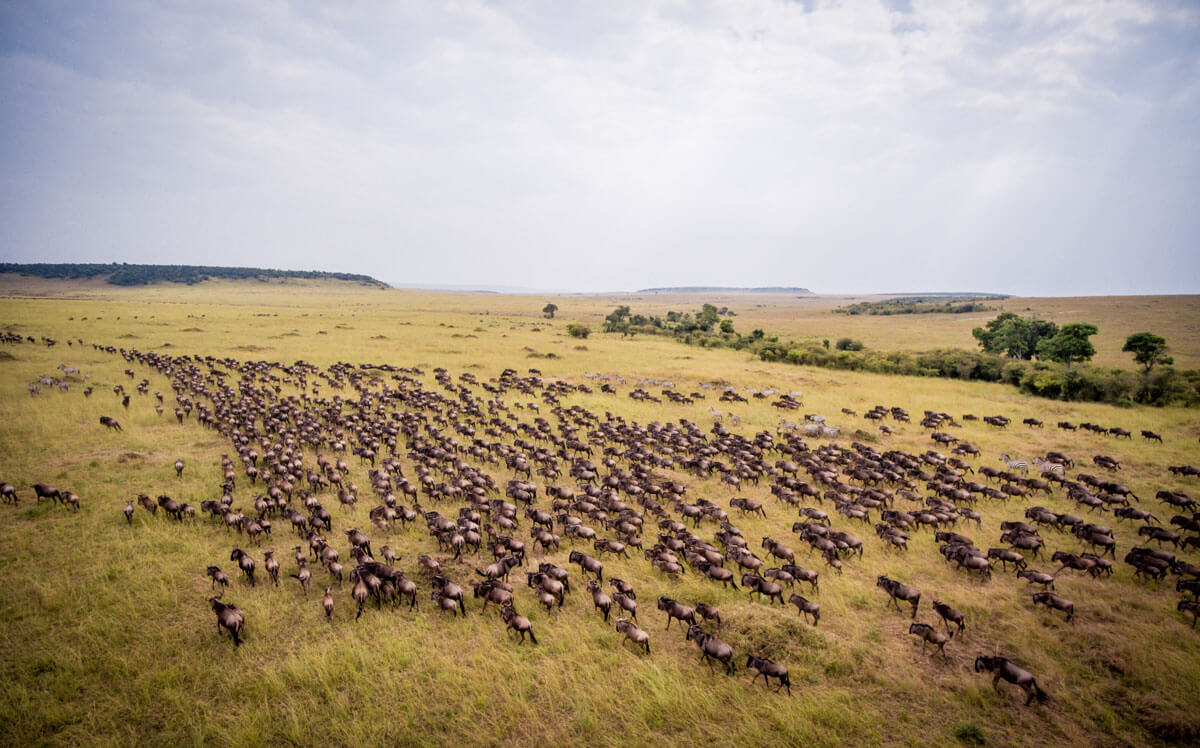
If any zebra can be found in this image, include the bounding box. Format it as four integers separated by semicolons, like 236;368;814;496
1032;458;1065;478
710;407;723;422
778;419;799;432
999;454;1029;475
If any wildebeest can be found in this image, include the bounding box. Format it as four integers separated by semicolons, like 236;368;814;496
746;654;791;695
615;618;650;654
1031;591;1074;622
931;599;964;634
787;594;820;625
876;575;920;618
33;483;62;503
908;622;951;658
209;595;245;647
974;656;1047;706
686;625;735;675
657;596;697;630
500;603;538;644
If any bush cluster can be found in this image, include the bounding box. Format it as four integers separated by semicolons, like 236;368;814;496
758;343;1200;406
599;303;1199;407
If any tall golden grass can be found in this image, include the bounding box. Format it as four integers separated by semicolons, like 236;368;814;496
0;279;1197;746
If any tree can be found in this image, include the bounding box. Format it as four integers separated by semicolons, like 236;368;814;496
835;338;864;351
1037;323;1098;368
719;319;735;335
1122;332;1172;372
567;324;590;339
603;305;632;333
542;303;558;319
697;303;720;332
972;312;1057;360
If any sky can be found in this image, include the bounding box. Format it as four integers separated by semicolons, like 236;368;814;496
1;0;1198;295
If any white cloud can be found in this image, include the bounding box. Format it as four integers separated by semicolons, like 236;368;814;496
0;0;1197;293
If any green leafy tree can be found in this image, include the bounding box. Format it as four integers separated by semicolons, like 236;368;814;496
972;312;1057;359
1037;323;1098;368
603;305;631;333
567;324;590;339
697;303;720;332
542;303;558;319
719;319;735;335
1122;332;1172;372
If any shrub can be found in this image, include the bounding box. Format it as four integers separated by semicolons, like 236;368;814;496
835;338;864;351
566;324;590;339
954;722;986;745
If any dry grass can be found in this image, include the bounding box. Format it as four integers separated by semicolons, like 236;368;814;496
0;279;1198;747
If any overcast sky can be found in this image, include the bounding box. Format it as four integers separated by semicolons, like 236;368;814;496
1;1;1198;295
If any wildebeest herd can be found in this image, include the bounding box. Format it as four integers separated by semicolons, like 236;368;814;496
5;335;1200;708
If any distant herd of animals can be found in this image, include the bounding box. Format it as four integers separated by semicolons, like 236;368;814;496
4;329;1200;707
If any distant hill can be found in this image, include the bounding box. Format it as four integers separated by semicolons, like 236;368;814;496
638;286;812;294
0;263;389;288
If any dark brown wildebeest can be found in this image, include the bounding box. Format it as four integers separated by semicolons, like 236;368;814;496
209;595;244;647
33;483;62;503
616;619;650;654
908;622;951;658
500;603;538;644
876;575;920;618
787;594;820;625
974;656;1047;706
746;654;791;695
1031;591;1074;622
686;624;735;675
657;596;697;630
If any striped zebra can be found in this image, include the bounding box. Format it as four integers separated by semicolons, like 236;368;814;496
1032;458;1065;478
999;454;1029;475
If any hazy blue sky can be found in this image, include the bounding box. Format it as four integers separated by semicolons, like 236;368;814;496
1;1;1197;294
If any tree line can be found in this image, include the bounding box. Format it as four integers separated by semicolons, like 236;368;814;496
590;303;1198;407
836;296;1003;316
0;263;388;287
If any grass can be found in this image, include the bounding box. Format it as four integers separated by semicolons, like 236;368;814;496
0;279;1197;746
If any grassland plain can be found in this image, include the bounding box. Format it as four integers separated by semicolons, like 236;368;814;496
0;278;1198;747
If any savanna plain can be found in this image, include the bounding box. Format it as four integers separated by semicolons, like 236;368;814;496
1;277;1198;747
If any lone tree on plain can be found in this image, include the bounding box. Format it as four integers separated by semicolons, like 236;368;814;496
1122;332;1173;372
542;303;558;319
1037;323;1098;369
